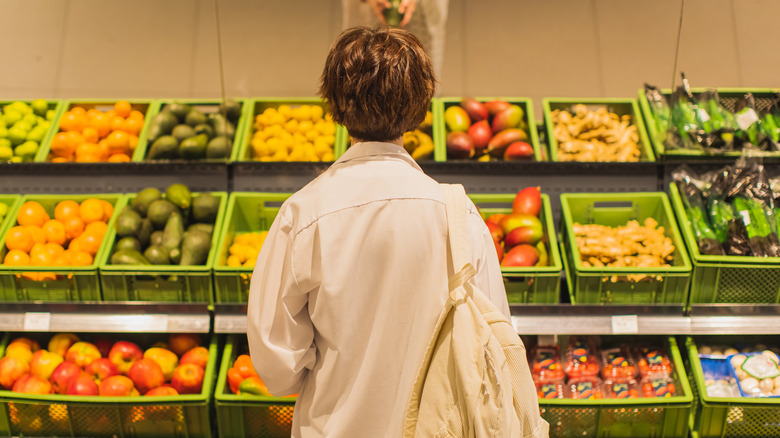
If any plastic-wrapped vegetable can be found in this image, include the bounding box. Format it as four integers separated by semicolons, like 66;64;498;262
699;89;736;151
668;83;701;150
707;166;752;256
733;93;776;151
726;158;780;257
645;84;671;146
672;166;725;255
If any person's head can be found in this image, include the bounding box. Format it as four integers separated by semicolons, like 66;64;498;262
319;26;436;143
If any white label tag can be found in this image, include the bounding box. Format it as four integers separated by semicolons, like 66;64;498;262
736;109;759;131
697;108;710;123
739;210;751;226
23;312;51;331
611;315;639;334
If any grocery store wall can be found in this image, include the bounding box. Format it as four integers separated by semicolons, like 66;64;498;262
2;0;778;118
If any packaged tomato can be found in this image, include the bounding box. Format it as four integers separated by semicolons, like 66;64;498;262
535;378;566;400
601;347;637;381
567;377;605;400
636;347;674;378
640;375;677;398
565;337;600;379
530;346;565;381
604;379;640;399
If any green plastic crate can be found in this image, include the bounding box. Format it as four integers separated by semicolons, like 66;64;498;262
215;335;295;438
0;332;217;438
538;335;693;438
470;193;562;303
560;192;692;305
434;97;542;161
543;98;655;162
0;99;65;163
0;195;22;240
685;336;780;438
668;183;780;304
638;87;780;159
0;194;124;302
137;98;251;162
234;98;345;162
39;99;155;162
211;193;291;303
98;192;228;303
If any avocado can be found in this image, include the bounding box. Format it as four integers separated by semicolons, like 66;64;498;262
146;110;178;142
137;218;153;247
144;245;171;265
116;207;143;238
220;100;242;124
193;123;214;138
165;184;192;210
210;113;235;139
147;199;178;229
169;247;182;264
172;124;195;143
131;187;162;216
111;248;150;265
206;136;231;159
187;223;214;236
191;193;220;223
150;230;164;247
179;229;212;265
162;211;184;251
185;110;207;127
178;134;208;160
147;135;178;160
165;103;192;121
116;236;142;253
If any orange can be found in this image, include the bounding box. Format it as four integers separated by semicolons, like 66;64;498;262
82;127;99;143
52;251;70;266
106;131;129;155
108;153;131;163
26;226;46;245
29;248;53;266
59;112;88;133
55;200;80;221
70;251;93;266
110;116;125;133
128;110;144;121
79;198;105;224
128;135;139;150
78;232;102;256
5;226;34;252
87;108;102;119
50;132;74;158
85;221;108;237
51;157;70;163
68;236;84;253
100;200;114;221
30;242;47;258
63;216;85;240
75;143;100;162
17;201;50;227
114;101;132;118
105;110;117;119
42;219;67;245
65;131;85;149
91;113;112;138
76;153;101;163
4;249;30;266
122;118;143;136
44;242;64;258
71;107;87;116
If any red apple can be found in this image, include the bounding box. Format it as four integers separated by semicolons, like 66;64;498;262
485;221;504;243
65;342;101;368
494;240;504;263
145;385;179;397
93;338;113;358
499;213;542;235
144;347;178;380
180;347;209;369
504;226;543;252
171;364;204;395
108;341;143;374
467;120;492;153
503;141;534;161
12;373;51;394
30;350;63;381
0;356;30;389
512;186;542;216
501;244;539;267
67;373;99;396
99;375;136;397
47;333;79;358
50;361;82;395
485;213;506;228
84;358;119;384
128;359;165;395
168;333;201;357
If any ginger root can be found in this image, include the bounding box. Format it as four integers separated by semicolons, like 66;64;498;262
551;105;641;162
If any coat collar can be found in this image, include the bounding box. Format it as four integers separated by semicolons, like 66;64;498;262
333;141;424;172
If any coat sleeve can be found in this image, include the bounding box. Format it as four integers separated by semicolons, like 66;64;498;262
467;205;512;320
247;208;316;396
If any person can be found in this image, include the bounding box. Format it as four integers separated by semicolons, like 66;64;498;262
247;26;510;437
341;0;448;76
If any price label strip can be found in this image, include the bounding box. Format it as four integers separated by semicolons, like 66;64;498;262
23;312;52;331
611;315;639;334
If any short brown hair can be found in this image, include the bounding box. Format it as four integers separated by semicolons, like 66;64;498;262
319;26;436;142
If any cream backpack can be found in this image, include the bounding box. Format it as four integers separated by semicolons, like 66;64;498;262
403;184;548;438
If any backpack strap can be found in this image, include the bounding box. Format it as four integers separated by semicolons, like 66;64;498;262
441;183;476;298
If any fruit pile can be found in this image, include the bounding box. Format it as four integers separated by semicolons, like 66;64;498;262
2;198;114;279
531;337;678;400
444;98;534;161
226;231;268;268
402;110;434;160
146;101;240;160
250;104;336;162
226;352;295;398
0;333;208;397
483;187;548;267
49;101;144;163
110;184;220;266
0;100;55;162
